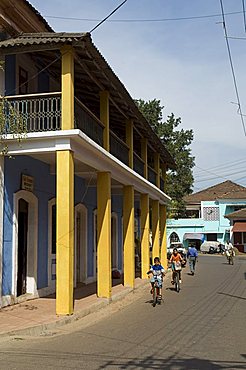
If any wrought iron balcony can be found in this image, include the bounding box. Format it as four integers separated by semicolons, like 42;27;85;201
4;92;61;132
74;97;104;146
160;177;165;192
110;131;129;165
148;166;157;186
133;152;145;177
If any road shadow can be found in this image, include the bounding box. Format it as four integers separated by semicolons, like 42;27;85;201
98;354;246;369
244;272;246;280
218;292;246;300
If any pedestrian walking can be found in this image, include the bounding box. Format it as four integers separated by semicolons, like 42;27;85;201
187;245;198;275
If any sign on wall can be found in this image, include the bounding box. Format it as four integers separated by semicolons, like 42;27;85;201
21;174;34;192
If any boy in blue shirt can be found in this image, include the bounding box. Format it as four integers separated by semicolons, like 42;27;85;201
147;257;166;303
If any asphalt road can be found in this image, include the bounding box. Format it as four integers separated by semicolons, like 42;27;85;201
0;255;245;370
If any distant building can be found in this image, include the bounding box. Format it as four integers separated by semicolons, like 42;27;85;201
225;208;246;253
167;181;246;251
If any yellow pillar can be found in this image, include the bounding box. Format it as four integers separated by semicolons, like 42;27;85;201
160;204;168;269
100;91;110;151
97;172;111;298
123;185;135;288
152;200;160;263
126;119;133;168
154;153;160;188
140;194;150;278
141;138;148;179
56;150;74;315
61;45;74;130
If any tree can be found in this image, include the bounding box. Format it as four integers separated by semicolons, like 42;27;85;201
135;98;195;218
0;61;26;155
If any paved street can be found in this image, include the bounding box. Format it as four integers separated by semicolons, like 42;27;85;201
0;255;245;370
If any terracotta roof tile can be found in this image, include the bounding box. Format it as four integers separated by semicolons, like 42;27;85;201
185;180;246;204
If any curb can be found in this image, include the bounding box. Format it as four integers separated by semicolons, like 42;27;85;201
1;282;148;338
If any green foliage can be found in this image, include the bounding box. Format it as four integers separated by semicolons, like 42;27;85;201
135;99;195;218
0;98;27;155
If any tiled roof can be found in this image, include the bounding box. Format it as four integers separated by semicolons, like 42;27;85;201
0;32;88;49
0;32;175;169
225;208;246;219
24;0;53;32
185;180;246;204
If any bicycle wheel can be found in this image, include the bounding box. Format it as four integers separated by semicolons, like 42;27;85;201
152;286;157;307
175;272;180;293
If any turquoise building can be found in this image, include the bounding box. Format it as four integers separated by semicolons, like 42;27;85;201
167;181;246;249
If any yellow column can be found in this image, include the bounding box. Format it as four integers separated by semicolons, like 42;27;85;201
97;172;111;298
123;185;135;288
61;45;74;130
141;138;148;179
140;194;150;278
56;150;74;315
100;91;110;151
126;119;133;168
152;200;160;263
160;204;168;269
154;153;160;188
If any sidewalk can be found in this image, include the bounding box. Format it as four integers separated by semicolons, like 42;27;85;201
0;277;150;338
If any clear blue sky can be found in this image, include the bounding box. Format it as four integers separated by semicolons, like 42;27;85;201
30;0;246;192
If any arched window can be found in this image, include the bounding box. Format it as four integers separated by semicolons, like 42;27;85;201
170;232;180;243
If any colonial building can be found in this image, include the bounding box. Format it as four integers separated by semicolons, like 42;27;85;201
225;209;246;253
0;1;175;314
167;181;246;251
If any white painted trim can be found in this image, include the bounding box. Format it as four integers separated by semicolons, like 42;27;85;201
0;156;4;304
48;198;56;289
111;212;118;270
74;203;88;286
12;190;38;297
4;129;171;205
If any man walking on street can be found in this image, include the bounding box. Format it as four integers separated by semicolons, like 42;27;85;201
187;245;198;275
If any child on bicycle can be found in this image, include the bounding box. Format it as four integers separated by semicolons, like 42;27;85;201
147;257;166;302
169;248;184;284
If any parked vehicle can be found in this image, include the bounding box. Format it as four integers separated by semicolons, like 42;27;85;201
167;242;187;259
200;241;220;254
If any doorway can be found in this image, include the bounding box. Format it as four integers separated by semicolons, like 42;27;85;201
74;204;87;285
17;198;28;296
13;190;38;297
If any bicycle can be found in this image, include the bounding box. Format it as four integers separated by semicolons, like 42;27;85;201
172;261;182;293
149;274;163;307
227;249;234;265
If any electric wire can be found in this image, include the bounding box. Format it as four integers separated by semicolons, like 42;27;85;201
194;159;246;178
194;158;246;172
7;0;129;96
43;10;245;23
219;0;246;136
89;0;128;33
194;161;246;179
242;0;246;32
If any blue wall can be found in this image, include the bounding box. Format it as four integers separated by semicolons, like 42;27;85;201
2;156;56;295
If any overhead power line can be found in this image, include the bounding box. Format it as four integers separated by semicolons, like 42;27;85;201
8;0;128;95
219;0;246;136
44;10;245;23
89;0;128;33
242;0;246;32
